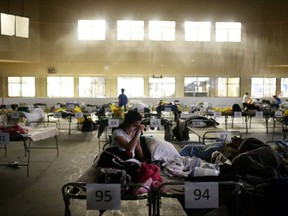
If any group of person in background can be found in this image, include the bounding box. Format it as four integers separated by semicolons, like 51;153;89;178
242;92;282;109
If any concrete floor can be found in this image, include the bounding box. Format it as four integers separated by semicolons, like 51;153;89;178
0;115;285;216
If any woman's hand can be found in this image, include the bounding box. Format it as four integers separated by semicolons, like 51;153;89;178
136;124;145;133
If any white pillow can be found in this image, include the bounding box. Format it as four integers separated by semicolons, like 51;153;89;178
145;136;180;162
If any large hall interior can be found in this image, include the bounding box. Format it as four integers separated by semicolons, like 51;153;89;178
1;0;288;216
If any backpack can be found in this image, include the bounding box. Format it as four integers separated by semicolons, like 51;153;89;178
97;147;141;182
81;118;98;131
96;167;131;195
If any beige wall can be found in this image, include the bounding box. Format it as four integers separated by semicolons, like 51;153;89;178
0;0;288;99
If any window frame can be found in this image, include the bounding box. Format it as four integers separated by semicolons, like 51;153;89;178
148;76;176;98
184;77;210;97
8;76;35;97
78;76;106;98
78;19;106;40
47;76;74;98
117;77;144;98
148;20;176;41
117;20;144;41
184;21;211;42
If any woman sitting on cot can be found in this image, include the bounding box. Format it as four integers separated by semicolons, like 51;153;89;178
109;110;163;195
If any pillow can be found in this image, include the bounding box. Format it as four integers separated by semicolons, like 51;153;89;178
145;136;180;162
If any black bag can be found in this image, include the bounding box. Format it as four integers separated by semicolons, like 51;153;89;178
97;147;141;182
81;118;98;131
232;104;242;112
96;167;131;195
186;116;219;128
96;167;130;184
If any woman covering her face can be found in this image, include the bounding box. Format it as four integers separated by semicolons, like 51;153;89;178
111;110;145;161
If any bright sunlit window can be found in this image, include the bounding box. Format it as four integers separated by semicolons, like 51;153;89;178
117;77;144;97
47;76;74;98
78;76;105;97
215;22;241;42
149;21;175;41
215;77;240;97
281;78;288;97
251;77;276;98
149;77;175;97
184;77;210;97
16;16;29;38
1;13;15;36
184;21;211;41
1;13;29;38
117;20;144;40
78;20;106;40
8;76;35;97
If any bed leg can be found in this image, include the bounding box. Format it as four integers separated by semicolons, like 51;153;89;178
63;196;71;216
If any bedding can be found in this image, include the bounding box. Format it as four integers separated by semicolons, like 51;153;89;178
145;136;180;162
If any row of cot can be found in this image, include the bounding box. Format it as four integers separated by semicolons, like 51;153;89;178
61;135;288;216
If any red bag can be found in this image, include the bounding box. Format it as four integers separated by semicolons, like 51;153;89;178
0;125;26;141
137;163;162;183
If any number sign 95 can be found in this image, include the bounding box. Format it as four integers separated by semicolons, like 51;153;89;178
86;184;121;210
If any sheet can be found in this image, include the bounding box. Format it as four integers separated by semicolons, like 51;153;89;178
27;127;59;142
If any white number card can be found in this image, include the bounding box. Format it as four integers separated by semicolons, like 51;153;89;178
108;119;120;128
164;107;171;112
233;111;242;118
0;132;9;145
185;182;219;209
216;131;231;142
150;118;161;128
275;111;282;118
86;184;121;210
55;104;61;109
213;112;221;118
181;112;195;118
104;108;111;113
53;112;62;118
255;111;263;118
67;104;74;109
11;112;19;119
74;112;83;118
192;120;205;128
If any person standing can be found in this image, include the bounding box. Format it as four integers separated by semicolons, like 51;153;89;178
118;88;128;111
272;95;282;108
242;92;249;109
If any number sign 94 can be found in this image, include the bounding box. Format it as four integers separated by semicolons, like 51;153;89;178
185;182;219;209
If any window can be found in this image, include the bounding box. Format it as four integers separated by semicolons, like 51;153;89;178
215;77;240;97
149;77;175;97
251;77;276;98
117;20;144;40
215;22;241;42
184;77;210;97
8;77;35;97
184;21;211;41
1;13;15;36
149;21;175;41
78;20;106;40
1;13;29;38
78;77;105;97
47;76;74;98
15;16;29;38
281;78;288;97
117;77;144;97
